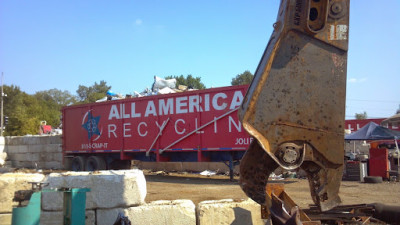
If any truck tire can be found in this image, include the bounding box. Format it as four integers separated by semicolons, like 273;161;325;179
364;176;383;183
71;156;86;171
86;156;107;171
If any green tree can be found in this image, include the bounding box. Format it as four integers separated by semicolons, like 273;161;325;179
231;70;254;85
3;85;79;136
35;89;77;106
164;75;206;90
3;85;41;136
34;89;76;128
355;111;368;120
76;80;111;103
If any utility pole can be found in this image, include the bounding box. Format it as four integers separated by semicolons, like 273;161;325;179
1;72;3;136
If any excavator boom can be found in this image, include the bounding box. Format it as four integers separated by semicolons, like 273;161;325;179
239;0;349;212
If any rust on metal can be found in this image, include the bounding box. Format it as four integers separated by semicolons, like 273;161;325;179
261;183;312;223
261;184;389;224
239;0;349;212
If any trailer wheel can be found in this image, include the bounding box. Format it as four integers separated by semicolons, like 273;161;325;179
86;156;107;171
71;156;86;171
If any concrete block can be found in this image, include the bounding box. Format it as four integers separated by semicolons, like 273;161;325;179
5;145;28;154
41;173;67;211
53;153;63;161
29;153;41;162
38;136;50;145
85;210;96;225
40;211;63;225
44;152;62;161
44;144;61;153
44;161;62;169
49;135;62;144
97;200;196;225
11;161;38;169
23;136;41;145
0;173;45;213
19;161;37;168
197;199;265;225
37;152;61;162
4;137;16;145
24;153;40;162
10;161;21;168
40;210;95;225
0;213;11;225
28;145;45;153
7;153;24;161
42;170;146;211
38;152;47;161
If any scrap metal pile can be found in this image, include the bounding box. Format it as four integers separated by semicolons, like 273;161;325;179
96;76;197;102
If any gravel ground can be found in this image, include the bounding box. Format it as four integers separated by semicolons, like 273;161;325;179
144;171;400;209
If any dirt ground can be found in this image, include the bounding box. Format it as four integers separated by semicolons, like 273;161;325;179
144;171;400;208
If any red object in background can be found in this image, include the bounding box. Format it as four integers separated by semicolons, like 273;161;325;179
40;125;52;134
369;148;389;179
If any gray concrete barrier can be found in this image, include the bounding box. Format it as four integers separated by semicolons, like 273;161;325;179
42;170;147;210
4;136;63;170
0;171;266;225
197;199;265;225
96;200;196;225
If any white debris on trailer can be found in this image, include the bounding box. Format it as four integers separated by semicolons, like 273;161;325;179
96;76;198;102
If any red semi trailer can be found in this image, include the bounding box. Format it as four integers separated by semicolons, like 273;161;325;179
62;85;251;175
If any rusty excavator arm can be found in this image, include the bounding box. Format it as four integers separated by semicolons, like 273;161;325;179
239;0;349;212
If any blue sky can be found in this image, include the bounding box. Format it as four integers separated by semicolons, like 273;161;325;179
1;1;399;119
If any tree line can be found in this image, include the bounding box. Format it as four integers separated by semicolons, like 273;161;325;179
3;71;253;136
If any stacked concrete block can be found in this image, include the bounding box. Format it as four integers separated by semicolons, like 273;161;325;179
0;213;12;225
0;170;147;225
197;199;265;225
0;171;268;225
4;135;63;169
0;173;46;214
42;170;147;211
40;210;95;225
0;173;46;225
96;200;196;225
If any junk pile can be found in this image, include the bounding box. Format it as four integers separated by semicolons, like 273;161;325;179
96;76;197;102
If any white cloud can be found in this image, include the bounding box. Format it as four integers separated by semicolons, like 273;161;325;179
135;19;143;26
348;77;367;83
348;78;357;83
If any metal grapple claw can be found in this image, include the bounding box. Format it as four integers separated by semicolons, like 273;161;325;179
240;141;278;205
239;0;349;212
